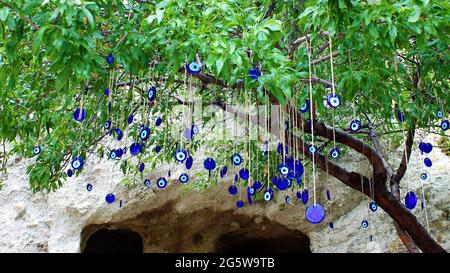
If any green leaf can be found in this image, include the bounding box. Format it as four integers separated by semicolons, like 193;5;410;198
81;7;95;29
0;7;10;22
216;58;224;75
156;8;165;24
408;7;421;23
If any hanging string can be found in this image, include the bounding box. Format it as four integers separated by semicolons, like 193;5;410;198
418;150;430;232
306;38;317;205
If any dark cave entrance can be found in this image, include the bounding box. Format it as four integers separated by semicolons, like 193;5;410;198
215;231;311;253
83;229;143;253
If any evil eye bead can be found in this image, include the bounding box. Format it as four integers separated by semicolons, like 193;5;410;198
115;148;123;158
144;179;151;188
157;177;168;189
419;142;433;154
220;166;228;178
71;156;84;170
329;147;340;159
305;203;326;224
301;189;309;205
203;158;216;171
420;172;427;180
139;163;145;173
73;108;86;122
361;219;369;229
276;178;289;191
247;187;253;205
264;188;274;202
139;126;150;141
369;201;378;212
33;145;41;155
127;114;134;124
228;185;238;195
179;173;189;184
114;128;123;141
350;119;361;132
296;191;302;200
396;110;405;122
236;200;244;208
239;168;250;180
155;145;161;153
299;100;310;113
175;149;187;162
405;191;417;210
155;117;162;127
253;181;262;190
104;88;110;96
104;119;112;130
327;94;341;108
186;62;201;75
285;196;292;204
109;149;117;159
329;222;334;229
191;124;199;135
130;143;142;155
86;183;93;192
105;193;115;204
248;67;262;80
326;189;331;201
185;156;193;170
231;153;243;166
67;169;73;177
437;110;443;118
278;163;289;176
441;120;449;131
424;157;432;167
147;86;157;102
308;145;317;154
106;53;114;65
248;186;255;196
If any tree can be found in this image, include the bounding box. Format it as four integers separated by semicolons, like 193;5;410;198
0;0;448;252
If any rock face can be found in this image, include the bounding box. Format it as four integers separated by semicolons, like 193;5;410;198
0;137;448;253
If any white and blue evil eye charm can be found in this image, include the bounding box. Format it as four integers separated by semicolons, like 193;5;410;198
248;67;262;80
441;120;449;131
231;153;243;166
264;188;274;202
104;119;112;130
278;163;290;176
86;183;93;192
157;177;168;189
361;219;369;229
71;156;84;170
285;195;292;205
32;145;42;155
109;149;117;159
73;108;86;122
175;149;187;163
308;145;317;154
147;86;157;102
327;93;341;108
115;128;123;141
350;119;361;132
420;172;427;180
299;100;310;113
191;124;199;135
329;147;340;159
144;179;151;188
179;173;189;184
186;61;202;75
369;201;378;212
437;110;443;118
139;126;150;141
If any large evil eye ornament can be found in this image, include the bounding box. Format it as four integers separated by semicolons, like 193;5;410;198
369;201;378;212
114;128;123;141
139;126;150;141
405;191;417;210
144;179;151;188
329;147;340;159
175;149;187;163
396;110;405;122
350;119;361;132
299;100;310;113
228;185;238;195
419;142;433;154
179;173;189;184
306;203;326;224
71;156;84;170
278;163;290;176
231;153;243;166
33;145;42;155
104;119;112;130
186;62;201;75
157;177;168;189
424;157;432;167
420;172;427;180
106;53;114;65
441;120;449;131
130;142;142;155
264;188;274;202
361;219;369;229
147;86;157;102
248;67;262;80
327;93;341;108
437;110;443;118
73;108;86;122
239;168;250;180
308;145;317;154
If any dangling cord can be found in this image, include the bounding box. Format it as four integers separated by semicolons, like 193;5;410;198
248;90;253;189
328;34;338;152
418;149;430;232
307;37;317;205
265;89;270;190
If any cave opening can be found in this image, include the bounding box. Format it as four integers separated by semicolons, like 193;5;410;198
83;228;143;253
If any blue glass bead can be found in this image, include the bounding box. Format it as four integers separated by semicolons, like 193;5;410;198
220;166;228;178
296;191;302;200
185;156;193;169
105;193;115;204
327;93;341;108
405;191;417;210
253;181;262;190
276;178;289;191
106;53;114;65
330;147;340;159
155;145;161;153
186;62;201;75
104;119;112;130
147;86;157;102
420;172;427;180
155;117;162;127
114;128;123;141
369;201;378;212
73;108;86;122
350;119;361;132
424;157;432;167
71;156;84;170
278;163;289;176
264;188;274;202
228;185;238;195
104;88;110;96
144;179;151;188
67;169;73;177
397;110;405;122
157;177;168;189
127;114;134;124
231;153;242;166
248;67;261;80
326;189;331;201
239;168;250;180
305;203;326;224
130;143;142;155
285;195;292;204
361;219;369;229
140;127;150;141
175;149;187;162
179;173;189;184
441;120;449;131
301;189;309;205
33;145;41;155
203;158;216;171
236;200;244;208
86;183;93;192
139;163;145;172
299;100;310;113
